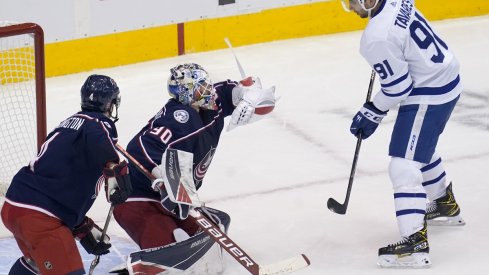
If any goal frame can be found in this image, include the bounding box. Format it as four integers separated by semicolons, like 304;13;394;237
0;22;47;150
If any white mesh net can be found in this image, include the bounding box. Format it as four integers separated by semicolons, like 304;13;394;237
0;22;39;196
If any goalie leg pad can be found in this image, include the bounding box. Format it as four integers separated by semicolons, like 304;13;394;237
113;207;231;275
126;232;222;274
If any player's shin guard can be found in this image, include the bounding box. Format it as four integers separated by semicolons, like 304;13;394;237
9;257;39;275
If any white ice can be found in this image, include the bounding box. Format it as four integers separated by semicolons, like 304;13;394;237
1;15;488;275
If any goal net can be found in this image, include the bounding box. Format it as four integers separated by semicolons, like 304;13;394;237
0;22;46;197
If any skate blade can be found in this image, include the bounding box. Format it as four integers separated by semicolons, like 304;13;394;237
427;215;465;226
378;253;431;268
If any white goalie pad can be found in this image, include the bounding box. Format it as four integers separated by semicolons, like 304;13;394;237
110;208;231;275
119;242;224;275
154;148;201;207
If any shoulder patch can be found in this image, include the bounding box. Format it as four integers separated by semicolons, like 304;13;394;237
173;110;190;123
103;121;112;129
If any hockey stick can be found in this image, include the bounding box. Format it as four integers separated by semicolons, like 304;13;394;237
327;70;376;215
224;37;246;79
115;144;310;275
88;204;115;275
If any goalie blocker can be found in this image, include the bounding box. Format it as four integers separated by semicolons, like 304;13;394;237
110;207;230;275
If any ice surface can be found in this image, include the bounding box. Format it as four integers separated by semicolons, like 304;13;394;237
1;15;488;275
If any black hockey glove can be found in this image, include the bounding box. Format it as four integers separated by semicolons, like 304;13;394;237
72;217;111;255
104;160;132;205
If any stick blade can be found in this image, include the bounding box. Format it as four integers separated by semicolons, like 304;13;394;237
259;254;310;275
327;198;346;215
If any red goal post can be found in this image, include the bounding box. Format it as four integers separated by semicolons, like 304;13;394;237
0;22;47;196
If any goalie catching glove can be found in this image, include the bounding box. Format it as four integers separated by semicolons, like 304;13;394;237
72;216;111;255
228;77;277;131
104;160;132;205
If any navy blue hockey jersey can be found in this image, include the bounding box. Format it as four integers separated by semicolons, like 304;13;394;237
5;111;119;228
126;80;238;201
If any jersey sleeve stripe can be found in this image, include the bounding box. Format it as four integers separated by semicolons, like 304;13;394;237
381;72;409;88
98;121;118;155
137;135;158;167
381;82;413;97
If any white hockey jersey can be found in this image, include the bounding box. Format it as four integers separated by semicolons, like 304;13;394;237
360;0;462;111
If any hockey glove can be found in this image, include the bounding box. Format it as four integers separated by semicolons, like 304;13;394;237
104;160;132;205
350;102;387;139
231;76;263;106
72;217;111;256
228;82;276;131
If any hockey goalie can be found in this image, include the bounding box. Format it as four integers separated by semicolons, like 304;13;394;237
110;63;277;274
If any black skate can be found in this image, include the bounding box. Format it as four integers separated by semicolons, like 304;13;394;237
377;223;431;268
426;182;465;226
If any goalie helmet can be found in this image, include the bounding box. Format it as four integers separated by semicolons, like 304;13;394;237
81;74;121;121
167;63;217;110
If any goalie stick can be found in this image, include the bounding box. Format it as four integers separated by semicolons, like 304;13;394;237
115;143;310;275
327;70;376;215
224;37;246;79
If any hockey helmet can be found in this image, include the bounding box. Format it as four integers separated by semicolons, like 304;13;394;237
167;63;217;110
81;74;121;121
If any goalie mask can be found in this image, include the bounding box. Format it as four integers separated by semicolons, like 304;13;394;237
167;63;217;110
81;74;121;121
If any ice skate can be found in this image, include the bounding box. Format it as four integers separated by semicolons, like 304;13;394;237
426;183;465;226
378;223;431;268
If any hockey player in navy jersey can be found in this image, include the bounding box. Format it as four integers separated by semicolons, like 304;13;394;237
1;75;132;274
112;63;276;274
342;0;465;268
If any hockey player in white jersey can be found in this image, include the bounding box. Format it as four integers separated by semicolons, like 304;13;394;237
341;0;465;268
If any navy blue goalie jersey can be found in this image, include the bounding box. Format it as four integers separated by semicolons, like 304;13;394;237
126;80;238;201
5;111;120;228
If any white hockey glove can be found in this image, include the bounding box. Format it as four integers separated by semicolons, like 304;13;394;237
103;160;132;205
228;78;276;131
151;149;200;220
231;76;263;106
72;217;111;256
